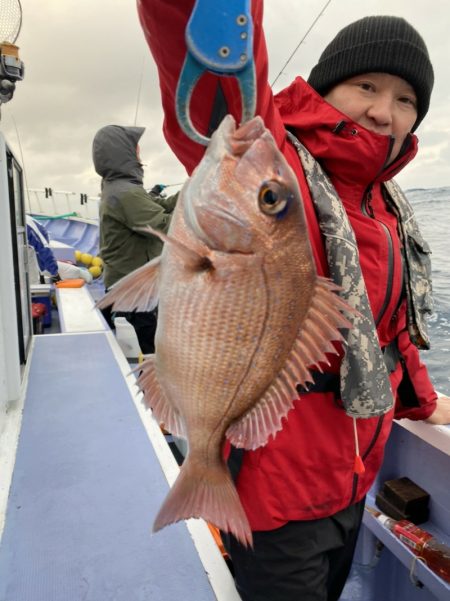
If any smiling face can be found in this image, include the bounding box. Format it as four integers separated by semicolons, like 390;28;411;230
324;72;418;165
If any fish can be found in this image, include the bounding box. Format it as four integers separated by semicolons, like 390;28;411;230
97;114;353;547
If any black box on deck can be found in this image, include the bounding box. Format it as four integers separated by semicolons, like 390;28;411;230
376;477;430;524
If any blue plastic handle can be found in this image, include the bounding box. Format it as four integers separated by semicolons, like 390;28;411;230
185;0;253;72
176;0;256;145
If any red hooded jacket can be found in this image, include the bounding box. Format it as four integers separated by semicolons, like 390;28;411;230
137;0;437;529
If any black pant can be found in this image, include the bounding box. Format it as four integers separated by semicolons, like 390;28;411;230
101;306;157;354
222;498;365;601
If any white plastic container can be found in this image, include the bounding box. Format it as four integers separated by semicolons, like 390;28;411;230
113;316;142;359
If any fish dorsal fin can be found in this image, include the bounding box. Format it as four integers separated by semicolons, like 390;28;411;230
136;355;186;438
226;277;353;450
95;256;161;313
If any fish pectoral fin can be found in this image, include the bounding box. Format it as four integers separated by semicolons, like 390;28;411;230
226;276;354;450
136;355;185;438
95;256;161;312
138;225;210;271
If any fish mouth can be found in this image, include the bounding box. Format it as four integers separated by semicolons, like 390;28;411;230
227;116;268;158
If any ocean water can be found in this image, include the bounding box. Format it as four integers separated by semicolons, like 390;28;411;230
407;186;450;396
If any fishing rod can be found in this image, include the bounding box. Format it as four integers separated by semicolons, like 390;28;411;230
133;54;146;126
271;0;333;88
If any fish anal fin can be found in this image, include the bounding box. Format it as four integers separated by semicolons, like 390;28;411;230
136;355;185;438
95;256;160;312
226;276;354;450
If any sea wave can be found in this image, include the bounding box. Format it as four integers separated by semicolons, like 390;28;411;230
408;187;450;395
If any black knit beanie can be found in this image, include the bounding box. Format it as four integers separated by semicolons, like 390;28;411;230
308;16;434;131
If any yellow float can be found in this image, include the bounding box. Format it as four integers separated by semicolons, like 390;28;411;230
80;252;93;266
88;265;102;278
91;256;103;267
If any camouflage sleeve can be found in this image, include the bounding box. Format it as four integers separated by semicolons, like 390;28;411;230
384;180;433;350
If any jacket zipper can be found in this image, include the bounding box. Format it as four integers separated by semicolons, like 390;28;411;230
350;141;395;504
360;186;396;326
349;415;385;504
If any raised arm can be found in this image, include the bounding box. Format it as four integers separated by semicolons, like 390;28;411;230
136;0;285;173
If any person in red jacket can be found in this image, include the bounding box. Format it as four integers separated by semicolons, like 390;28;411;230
137;2;450;599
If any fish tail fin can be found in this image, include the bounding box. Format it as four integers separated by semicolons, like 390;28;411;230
153;458;253;548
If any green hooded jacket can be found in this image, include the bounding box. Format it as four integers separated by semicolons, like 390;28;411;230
92;125;178;288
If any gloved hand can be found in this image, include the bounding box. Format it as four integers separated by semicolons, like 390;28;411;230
150;184;166;195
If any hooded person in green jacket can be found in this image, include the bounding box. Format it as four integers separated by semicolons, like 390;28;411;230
92;124;178;353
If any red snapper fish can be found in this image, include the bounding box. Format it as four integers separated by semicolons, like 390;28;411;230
97;115;352;547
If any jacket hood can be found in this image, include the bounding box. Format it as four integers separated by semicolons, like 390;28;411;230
92;125;145;183
275;77;418;190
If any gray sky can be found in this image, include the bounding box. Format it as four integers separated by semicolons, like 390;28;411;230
1;0;449;198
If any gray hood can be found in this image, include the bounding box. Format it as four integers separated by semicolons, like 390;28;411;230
92;125;145;183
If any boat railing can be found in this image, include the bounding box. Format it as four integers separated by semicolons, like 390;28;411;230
26;188;100;221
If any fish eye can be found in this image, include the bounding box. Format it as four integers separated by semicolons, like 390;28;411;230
258;181;289;215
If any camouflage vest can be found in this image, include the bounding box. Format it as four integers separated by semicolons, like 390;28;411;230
383;180;433;349
287;132;433;417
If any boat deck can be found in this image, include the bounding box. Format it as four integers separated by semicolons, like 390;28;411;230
0;330;238;600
